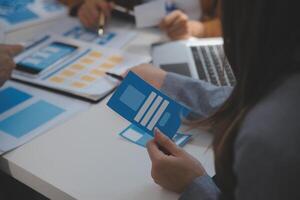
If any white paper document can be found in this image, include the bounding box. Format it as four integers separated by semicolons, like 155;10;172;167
13;34;150;101
0;81;89;153
134;0;166;28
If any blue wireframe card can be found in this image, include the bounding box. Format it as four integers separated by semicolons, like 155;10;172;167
120;124;192;148
107;71;190;139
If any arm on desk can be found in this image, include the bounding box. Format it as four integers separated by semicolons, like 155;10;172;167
129;64;232;120
161;72;233;120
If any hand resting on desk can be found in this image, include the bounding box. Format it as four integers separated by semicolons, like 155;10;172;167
0;44;23;87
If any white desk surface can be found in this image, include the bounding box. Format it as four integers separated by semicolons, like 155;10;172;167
0;16;214;200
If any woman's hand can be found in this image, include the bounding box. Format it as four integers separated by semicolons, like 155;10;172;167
160;10;205;40
147;129;206;193
0;44;23;87
78;0;114;29
128;64;167;89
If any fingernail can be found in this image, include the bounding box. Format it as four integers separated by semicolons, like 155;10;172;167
154;128;160;135
155;128;166;140
153;128;159;138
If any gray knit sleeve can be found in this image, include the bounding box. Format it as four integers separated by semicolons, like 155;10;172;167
161;73;233;119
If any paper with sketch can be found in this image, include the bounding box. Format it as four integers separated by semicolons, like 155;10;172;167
52;18;137;49
12;34;149;101
0;81;89;153
0;0;67;32
134;0;166;28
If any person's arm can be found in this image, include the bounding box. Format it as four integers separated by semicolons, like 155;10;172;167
161;72;232;119
129;64;232;120
179;175;220;200
160;11;222;40
199;0;222;37
146;128;221;200
160;0;222;40
192;18;221;38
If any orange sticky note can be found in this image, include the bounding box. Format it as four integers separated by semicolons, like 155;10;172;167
71;64;85;70
100;63;115;69
90;69;104;76
89;51;102;58
49;76;64;83
61;70;76;77
81;58;94;64
71;82;87;88
108;56;123;64
81;75;96;82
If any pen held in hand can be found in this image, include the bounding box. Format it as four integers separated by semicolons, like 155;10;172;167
98;12;106;36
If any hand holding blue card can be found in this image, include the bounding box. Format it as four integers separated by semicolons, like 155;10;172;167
107;71;190;139
119;124;192;148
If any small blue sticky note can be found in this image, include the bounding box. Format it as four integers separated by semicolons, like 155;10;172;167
107;72;190;139
98;32;116;45
0;87;32;114
119;124;192;148
64;26;98;42
63;25;116;45
0;100;65;138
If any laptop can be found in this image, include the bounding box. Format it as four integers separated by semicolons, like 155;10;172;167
152;38;236;87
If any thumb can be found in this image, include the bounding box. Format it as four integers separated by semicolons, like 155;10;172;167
5;44;24;56
154;128;181;156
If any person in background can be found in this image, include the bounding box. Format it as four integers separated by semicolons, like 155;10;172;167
74;0;221;40
129;0;300;199
0;44;23;87
160;0;221;40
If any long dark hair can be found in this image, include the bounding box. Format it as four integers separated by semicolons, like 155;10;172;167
207;0;300;198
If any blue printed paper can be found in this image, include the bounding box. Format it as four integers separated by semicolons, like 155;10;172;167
0;7;38;24
0;100;65;138
107;72;190;139
0;87;32;114
120;124;192;148
0;0;66;28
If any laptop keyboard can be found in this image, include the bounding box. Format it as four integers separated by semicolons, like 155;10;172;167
191;45;236;86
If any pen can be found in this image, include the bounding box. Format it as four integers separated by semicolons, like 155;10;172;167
105;72;124;81
98;12;106;36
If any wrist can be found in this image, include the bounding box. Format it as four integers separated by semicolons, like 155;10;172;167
188;21;205;38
